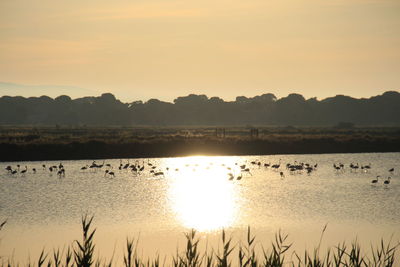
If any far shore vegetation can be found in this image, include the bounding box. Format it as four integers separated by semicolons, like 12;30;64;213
0;216;398;267
0;126;399;162
0;91;399;127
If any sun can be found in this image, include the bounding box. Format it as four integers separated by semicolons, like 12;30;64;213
166;156;240;232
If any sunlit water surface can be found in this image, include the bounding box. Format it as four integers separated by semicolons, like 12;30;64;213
0;153;399;263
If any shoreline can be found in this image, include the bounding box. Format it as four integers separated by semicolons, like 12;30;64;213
1;137;399;162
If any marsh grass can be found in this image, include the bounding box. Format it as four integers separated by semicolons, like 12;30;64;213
0;218;399;267
1;126;399;145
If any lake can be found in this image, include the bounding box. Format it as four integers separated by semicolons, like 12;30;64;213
0;152;399;264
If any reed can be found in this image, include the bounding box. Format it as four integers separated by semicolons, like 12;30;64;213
0;218;398;267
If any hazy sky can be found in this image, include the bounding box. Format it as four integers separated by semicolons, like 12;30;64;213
0;0;399;102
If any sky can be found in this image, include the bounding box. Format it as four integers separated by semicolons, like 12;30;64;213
0;0;399;102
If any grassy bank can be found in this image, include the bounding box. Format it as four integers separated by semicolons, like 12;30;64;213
1;126;399;161
0;217;398;267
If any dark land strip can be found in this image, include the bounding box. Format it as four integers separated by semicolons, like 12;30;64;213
1;136;400;162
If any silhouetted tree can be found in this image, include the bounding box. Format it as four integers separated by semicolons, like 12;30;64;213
0;91;399;126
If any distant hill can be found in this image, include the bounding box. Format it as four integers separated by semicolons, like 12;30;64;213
0;91;399;126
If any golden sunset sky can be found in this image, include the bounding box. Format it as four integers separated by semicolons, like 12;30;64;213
0;0;399;101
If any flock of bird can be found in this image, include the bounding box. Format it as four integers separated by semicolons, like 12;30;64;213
333;162;373;172
5;163;65;177
2;159;395;185
332;162;394;184
371;175;391;185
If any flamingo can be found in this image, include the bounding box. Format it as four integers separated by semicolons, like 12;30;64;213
97;161;105;169
20;166;27;174
57;168;65;177
154;171;164;177
272;162;280;170
90;161;97;169
371;176;380;184
384;177;391;185
242;168;252;176
363;163;371;170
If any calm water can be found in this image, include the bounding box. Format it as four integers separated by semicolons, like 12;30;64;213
0;153;399;262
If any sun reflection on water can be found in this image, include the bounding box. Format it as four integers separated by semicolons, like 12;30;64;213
166;156;240;232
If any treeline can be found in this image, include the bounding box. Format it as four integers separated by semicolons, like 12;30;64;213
0;91;399;126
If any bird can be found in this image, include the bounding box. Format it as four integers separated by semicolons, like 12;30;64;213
20;166;27;174
57;168;65;177
371;176;380;184
280;171;285;178
154;171;164;177
123;162;129;169
389;168;394;173
272;163;280;169
96;161;105;169
90;161;98;169
363;163;371;170
242;168;252;176
384;177;391;185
